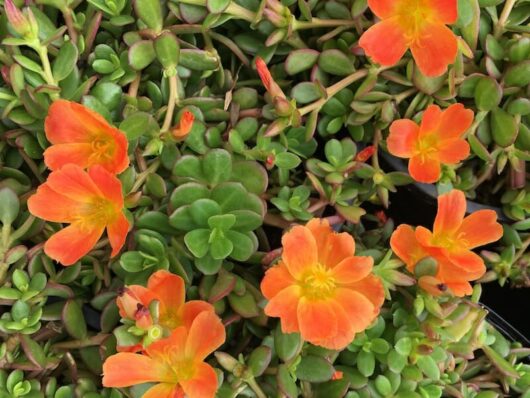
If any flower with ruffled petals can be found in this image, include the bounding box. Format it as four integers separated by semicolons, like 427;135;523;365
387;104;474;183
116;270;214;352
390;190;503;296
103;311;225;398
359;0;459;77
28;164;129;266
171;111;195;139
261;218;384;350
43;100;129;174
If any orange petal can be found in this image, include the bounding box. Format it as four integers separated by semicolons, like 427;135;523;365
433;190;466;235
418;276;446;296
180;363;219;398
297;298;338;343
264;285;301;334
387;119;419;158
108;212;129;257
281;225;318;277
359;18;408;67
446;281;473;297
102;352;171;387
444;250;486;278
88;165;124;206
437;104;474;140
390;225;427;271
143;383;181;398
27;183;81;223
438;139;470;164
347;275;385;310
147;270;185;327
255;57;285;98
334;288;376;333
306;218;355;267
310;302;353;350
408;155;441;184
367;0;396;19
43;143;94;171
458;210;503;249
332;256;373;284
185;311;225;361
116;285;154;319
429;0;458;24
46;164;101;203
420;105;442;133
146;327;187;363
261;263;295;299
181;301;215;329
410;23;458;77
44;224;104;266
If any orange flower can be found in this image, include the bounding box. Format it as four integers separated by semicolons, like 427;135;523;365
359;0;459;77
390;190;503;296
116;270;214;351
260;219;384;350
43;100;129;174
27;164;129;266
171;110;195;139
387;104;473;183
103;311;225;398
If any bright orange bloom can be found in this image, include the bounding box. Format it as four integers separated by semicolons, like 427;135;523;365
359;0;459;77
387;104;473;183
171;111;195;139
103;311;225;398
27;164;129;266
261;219;384;350
116;270;214;352
44;100;129;174
390;190;503;296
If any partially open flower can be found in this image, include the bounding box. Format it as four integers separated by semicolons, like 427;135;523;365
387;104;474;183
171;110;195;139
27;165;129;265
256;57;287;100
359;0;459;77
44;100;129;174
103;311;225;398
4;0;39;39
390;190;503;296
116;270;214;351
261;218;384;350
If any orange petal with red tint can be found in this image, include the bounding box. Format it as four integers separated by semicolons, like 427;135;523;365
116;285;154;319
143;383;180;398
367;0;396;19
27;184;81;223
181;301;215;329
311;302;353;350
418;276;446;296
347;275;385;310
438;139;470;164
282;225;318;277
335;288;377;332
437;104;474;139
306;219;355;267
446;281;473;297
410;23;457;77
444;250;486;278
387;119;420;158
102;352;171;387
420;105;442;133
88;166;124;206
429;0;458;24
390;224;427;270
44;224;104;265
433;190;466;235
46;164;101;203
408;155;441;183
332;256;373;284
359;18;408;67
185;311;225;361
107;212;129;257
297;298;338;343
44;143;94;171
146;327;187;363
256;57;285;99
264;285;301;333
458;210;503;249
148;270;185;314
261;263;295;299
180;363;219;398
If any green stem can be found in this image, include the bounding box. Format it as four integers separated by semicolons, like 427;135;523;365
162;74;178;132
36;46;56;86
131;159;161;192
246;377;267;398
495;0;517;37
293;18;355;30
10;215;36;242
299;69;369;115
514;234;530;264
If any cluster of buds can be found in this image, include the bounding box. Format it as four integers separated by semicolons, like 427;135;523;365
262;0;294;46
4;0;39;43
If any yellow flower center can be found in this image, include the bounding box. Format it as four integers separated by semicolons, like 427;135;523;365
432;232;469;251
396;0;437;45
75;196;118;230
414;133;439;162
299;265;337;300
90;132;116;163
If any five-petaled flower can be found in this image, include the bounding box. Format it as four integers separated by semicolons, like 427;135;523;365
171;110;195;139
261;218;384;350
359;0;459;77
390;190;503;296
387;104;474;183
116;270;214;352
44;100;129;174
28;164;129;266
103;310;225;398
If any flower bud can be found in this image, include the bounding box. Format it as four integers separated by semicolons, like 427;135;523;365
5;0;38;40
171;110;195;139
